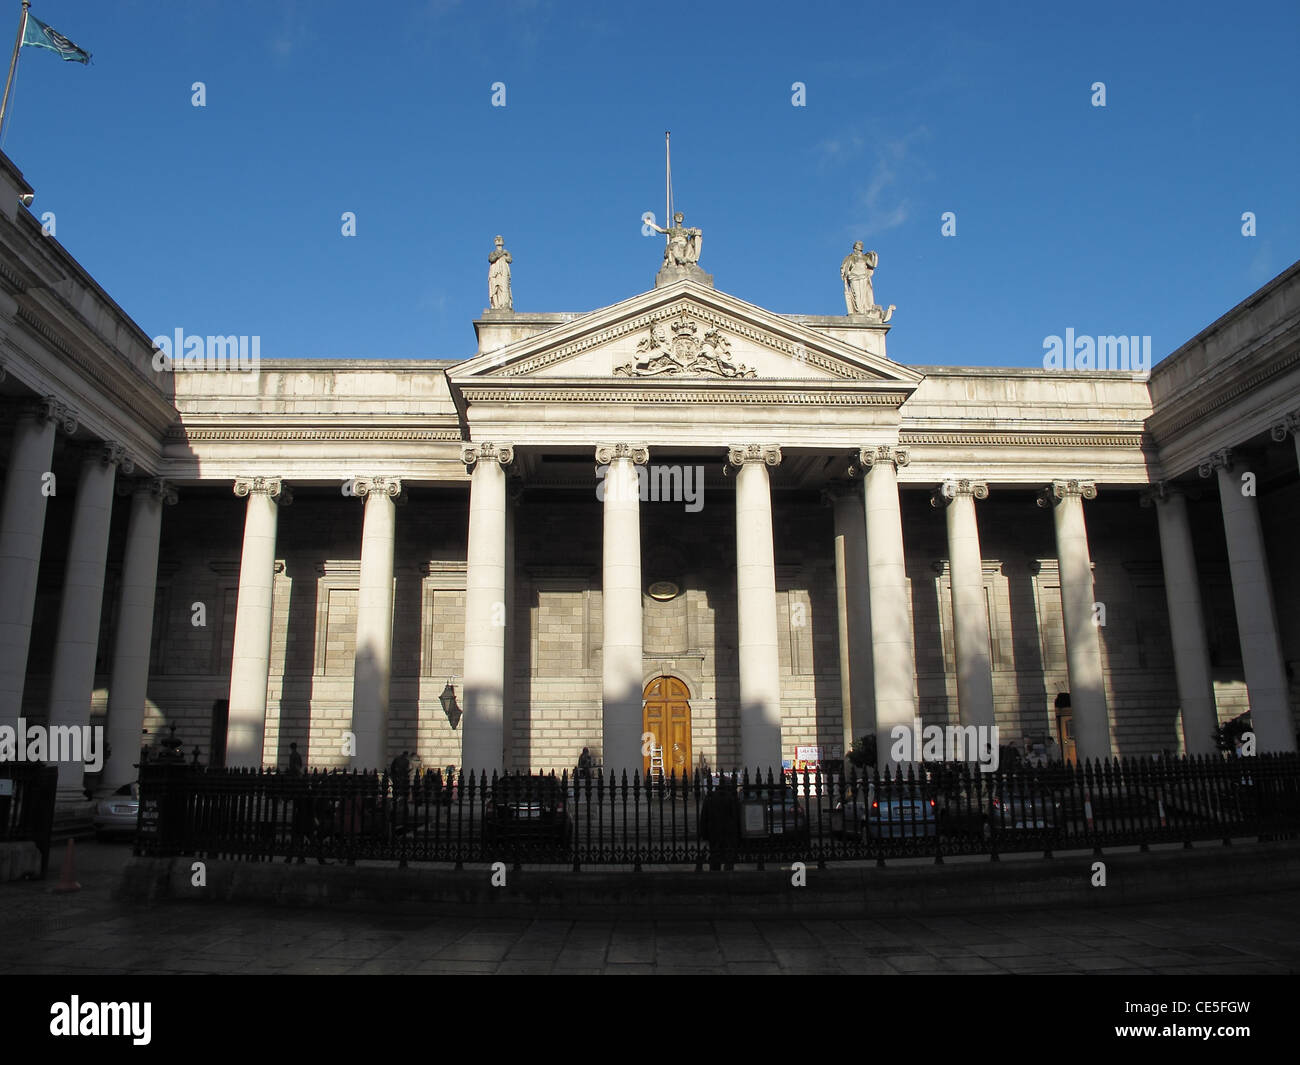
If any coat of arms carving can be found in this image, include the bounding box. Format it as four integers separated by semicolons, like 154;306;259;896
614;314;756;378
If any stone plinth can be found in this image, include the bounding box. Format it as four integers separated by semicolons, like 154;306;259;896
655;263;713;289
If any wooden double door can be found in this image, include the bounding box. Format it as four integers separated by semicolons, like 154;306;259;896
642;676;692;780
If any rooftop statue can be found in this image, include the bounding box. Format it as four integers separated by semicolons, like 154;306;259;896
840;242;896;322
841;242;876;315
488;235;512;310
646;211;702;268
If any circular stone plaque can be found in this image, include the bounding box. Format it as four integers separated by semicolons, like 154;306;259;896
647;580;680;601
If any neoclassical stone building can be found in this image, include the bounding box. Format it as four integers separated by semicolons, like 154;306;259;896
1;151;1297;797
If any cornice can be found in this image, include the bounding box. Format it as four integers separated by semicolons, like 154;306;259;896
13;302;172;427
900;430;1148;448
168;426;465;443
460;385;905;407
1147;343;1300;443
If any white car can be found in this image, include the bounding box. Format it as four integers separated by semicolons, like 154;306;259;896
92;782;139;838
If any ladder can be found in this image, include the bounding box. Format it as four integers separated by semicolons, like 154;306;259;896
649;743;664;787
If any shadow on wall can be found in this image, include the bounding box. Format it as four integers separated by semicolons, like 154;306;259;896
1003;558;1050;740
276;555;317;770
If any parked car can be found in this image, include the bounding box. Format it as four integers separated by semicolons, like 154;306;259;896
92;781;139;839
482;775;573;847
988;784;1059;831
833;781;937;839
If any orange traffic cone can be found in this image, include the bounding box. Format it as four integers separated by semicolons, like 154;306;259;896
50;839;81;894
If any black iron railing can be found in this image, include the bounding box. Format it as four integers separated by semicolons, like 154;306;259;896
134;753;1300;869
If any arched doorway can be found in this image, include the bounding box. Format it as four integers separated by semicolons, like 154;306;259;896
642;676;692;781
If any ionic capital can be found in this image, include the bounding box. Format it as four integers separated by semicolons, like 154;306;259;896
595;443;649;466
117;477;178;505
1139;480;1186;508
234;476;292;505
461;441;514;471
1270;412;1299;443
351;476;403;500
76;440;134;475
1197;449;1234;478
727;445;782;468
21;395;78;435
930;479;989;508
858;445;909;471
1036;480;1097;508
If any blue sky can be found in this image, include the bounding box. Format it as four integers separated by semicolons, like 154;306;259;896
5;0;1297;367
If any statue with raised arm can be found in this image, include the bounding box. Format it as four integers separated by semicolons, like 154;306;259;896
647;211;702;267
841;241;877;316
488;235;512;310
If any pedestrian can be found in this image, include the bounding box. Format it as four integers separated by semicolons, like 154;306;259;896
698;775;740;871
577;746;593;781
390;750;411;801
287;772;326;864
287;741;303;775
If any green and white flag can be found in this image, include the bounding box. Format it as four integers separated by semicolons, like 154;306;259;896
22;13;91;64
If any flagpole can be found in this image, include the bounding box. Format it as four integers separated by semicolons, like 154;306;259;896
665;130;672;228
0;1;30;140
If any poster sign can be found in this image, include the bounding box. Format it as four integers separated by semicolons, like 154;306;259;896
740;800;768;838
138;796;159;836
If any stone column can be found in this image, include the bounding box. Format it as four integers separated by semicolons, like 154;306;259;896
461;443;512;773
103;478;177;792
225;476;291;768
860;446;917;766
1272;412;1300;475
1140;483;1217;756
728;445;783;770
350;476;401;771
48;442;134;799
596;443;649;775
825;481;873;754
1037;480;1110;762
931;480;996;730
0;397;76;727
1199;450;1296;752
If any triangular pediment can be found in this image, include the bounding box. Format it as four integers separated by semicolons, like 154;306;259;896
447;281;922;386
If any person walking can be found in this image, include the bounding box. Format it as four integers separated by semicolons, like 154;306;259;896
698;776;740;871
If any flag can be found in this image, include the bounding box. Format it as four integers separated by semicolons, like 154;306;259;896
21;13;91;64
